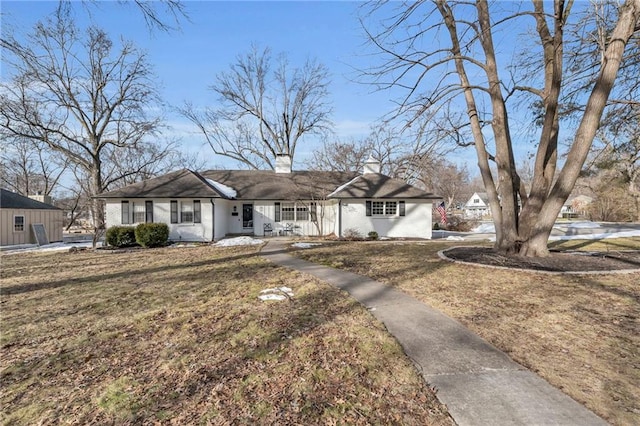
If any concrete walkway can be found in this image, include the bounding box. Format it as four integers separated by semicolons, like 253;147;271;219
261;240;607;426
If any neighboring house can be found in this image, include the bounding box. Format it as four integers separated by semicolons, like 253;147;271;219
464;192;491;219
0;189;64;246
559;195;593;219
99;155;440;241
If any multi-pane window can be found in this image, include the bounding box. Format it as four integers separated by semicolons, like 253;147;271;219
277;202;313;221
296;204;309;221
385;201;397;215
14;215;24;232
281;203;295;221
366;200;403;216
372;201;385;215
181;202;194;223
133;202;146;223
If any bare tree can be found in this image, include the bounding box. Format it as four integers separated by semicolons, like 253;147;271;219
587;104;640;220
56;0;188;32
419;160;470;209
0;136;68;196
0;10;164;244
361;0;640;256
181;46;332;169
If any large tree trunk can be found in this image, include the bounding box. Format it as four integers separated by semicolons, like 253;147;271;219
518;0;640;256
90;163;105;248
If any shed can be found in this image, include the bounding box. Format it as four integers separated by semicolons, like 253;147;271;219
0;189;64;246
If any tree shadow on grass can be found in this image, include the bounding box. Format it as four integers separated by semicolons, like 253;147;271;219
0;247;290;297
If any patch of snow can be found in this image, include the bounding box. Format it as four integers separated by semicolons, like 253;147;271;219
1;241;100;255
205;178;237;199
566;221;601;229
549;229;640;241
446;236;465;241
214;236;263;247
380;237;391;241
473;223;496;233
291;242;322;249
259;286;294;301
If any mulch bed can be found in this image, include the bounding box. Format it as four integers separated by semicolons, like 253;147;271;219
443;247;640;272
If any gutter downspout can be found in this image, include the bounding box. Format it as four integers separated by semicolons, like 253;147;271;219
210;199;215;242
338;200;342;238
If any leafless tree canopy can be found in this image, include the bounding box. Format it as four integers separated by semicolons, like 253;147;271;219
0;137;68;196
361;0;640;256
181;46;332;170
0;9;171;237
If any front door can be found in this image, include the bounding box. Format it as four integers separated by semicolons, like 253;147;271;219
242;204;253;229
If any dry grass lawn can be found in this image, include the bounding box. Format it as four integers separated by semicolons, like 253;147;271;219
294;238;640;426
1;245;453;425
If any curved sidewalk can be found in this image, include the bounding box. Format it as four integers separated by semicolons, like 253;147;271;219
261;240;606;426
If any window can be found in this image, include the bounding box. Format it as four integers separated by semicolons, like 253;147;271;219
474;198;480;203
194;200;201;223
133;202;145;223
181;202;194;223
278;202;313;221
145;201;153;223
296;204;309;221
385;201;397;215
170;200;178;223
274;202;281;222
372;201;384;215
366;200;402;217
170;200;200;224
281;203;295;221
14;215;25;232
121;201;130;224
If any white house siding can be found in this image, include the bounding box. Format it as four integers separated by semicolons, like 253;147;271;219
340;200;433;239
213;199;230;241
0;208;64;246
252;200;338;237
105;198;215;242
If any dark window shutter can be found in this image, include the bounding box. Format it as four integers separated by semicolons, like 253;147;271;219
170;200;178;223
366;201;372;217
121;201;130;224
145;201;153;223
399;201;405;216
194;200;201;223
275;202;281;222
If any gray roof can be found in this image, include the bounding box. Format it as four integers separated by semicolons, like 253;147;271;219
201;170;359;200
98;169;439;201
0;189;61;210
99;169;224;199
328;173;440;199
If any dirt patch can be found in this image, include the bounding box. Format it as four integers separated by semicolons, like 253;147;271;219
442;246;640;272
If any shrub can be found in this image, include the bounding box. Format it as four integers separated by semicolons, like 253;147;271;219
342;228;363;241
135;223;169;248
105;226;137;248
433;222;441;230
367;231;379;240
445;215;478;232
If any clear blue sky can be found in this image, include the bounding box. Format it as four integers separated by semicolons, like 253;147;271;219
2;1;418;169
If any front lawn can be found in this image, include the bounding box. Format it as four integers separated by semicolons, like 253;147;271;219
0;246;452;425
294;239;640;426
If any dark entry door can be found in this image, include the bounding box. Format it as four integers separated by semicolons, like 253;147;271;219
242;204;253;229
